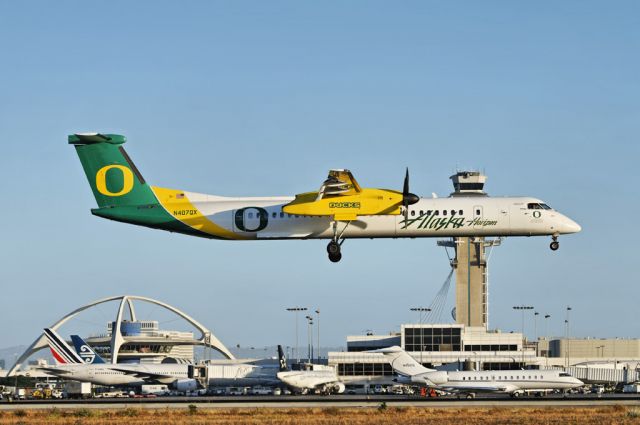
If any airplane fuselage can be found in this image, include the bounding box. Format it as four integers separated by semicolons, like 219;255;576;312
43;364;189;386
411;369;583;393
96;189;581;242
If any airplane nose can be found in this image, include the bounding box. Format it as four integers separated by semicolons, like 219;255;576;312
567;219;582;234
561;217;581;234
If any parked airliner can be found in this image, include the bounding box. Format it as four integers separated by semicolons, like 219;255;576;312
40;329;280;390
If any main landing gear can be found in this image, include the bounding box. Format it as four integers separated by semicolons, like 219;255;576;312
550;235;560;251
327;221;351;263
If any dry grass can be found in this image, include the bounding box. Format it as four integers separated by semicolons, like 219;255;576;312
0;405;639;424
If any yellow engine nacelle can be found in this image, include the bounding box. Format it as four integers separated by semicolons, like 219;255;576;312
283;188;403;221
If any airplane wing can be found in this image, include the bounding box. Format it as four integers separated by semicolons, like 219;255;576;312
316;169;361;200
36;367;73;375
109;367;177;384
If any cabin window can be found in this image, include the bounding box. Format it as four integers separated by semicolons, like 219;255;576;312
420;210;424;215
476;209;481;216
272;212;277;218
411;210;415;216
280;212;284;218
443;210;447;216
434;211;439;216
459;210;463;215
451;210;456;216
427;210;432;215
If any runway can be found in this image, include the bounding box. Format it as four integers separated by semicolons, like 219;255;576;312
2;394;640;410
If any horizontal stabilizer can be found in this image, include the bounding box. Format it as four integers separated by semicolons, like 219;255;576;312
68;133;126;145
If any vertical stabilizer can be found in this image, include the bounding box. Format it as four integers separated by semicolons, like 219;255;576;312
69;133;157;208
371;346;435;376
43;328;84;365
277;345;289;372
71;335;106;364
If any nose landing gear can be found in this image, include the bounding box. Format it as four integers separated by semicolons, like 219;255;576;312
550;235;559;251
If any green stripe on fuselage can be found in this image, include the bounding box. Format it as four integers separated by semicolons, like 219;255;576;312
91;204;218;239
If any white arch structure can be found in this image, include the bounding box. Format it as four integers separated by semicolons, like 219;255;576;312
6;295;234;377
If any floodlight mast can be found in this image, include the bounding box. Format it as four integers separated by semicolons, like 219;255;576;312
286;307;308;363
513;305;534;364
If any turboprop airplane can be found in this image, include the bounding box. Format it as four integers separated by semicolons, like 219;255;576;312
69;133;581;262
374;346;583;398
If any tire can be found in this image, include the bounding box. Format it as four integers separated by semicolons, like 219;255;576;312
550;241;559;251
329;252;342;263
327;241;340;255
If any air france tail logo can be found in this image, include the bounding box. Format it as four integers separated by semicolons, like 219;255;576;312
78;344;96;364
96;165;134;197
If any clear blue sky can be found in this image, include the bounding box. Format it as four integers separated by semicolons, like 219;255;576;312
1;1;639;351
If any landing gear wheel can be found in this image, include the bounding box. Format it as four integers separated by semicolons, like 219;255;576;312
328;252;342;263
550;241;559;251
327;241;341;255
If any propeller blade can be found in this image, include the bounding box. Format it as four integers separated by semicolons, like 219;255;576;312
403;168;409;197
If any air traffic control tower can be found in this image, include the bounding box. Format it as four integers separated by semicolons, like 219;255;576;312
439;171;500;329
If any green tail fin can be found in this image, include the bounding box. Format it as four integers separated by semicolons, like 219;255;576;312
69;133;158;208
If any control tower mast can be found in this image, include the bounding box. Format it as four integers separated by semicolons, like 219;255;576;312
438;171;500;330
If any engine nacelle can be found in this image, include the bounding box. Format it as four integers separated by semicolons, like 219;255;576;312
174;379;198;392
332;382;346;394
412;371;448;386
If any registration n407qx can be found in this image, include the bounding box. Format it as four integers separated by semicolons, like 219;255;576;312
69;133;581;262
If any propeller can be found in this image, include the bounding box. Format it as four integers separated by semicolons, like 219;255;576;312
402;167;420;221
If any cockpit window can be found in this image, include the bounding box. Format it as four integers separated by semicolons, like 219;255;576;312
559;372;572;377
528;203;552;210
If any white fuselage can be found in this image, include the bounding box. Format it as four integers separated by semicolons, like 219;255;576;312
44;364;189;386
412;369;583;393
276;369;340;391
184;194;580;240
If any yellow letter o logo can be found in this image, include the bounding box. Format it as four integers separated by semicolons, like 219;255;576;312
95;165;134;197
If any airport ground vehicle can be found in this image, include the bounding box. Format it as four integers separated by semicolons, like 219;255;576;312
63;382;92;399
623;383;640;393
227;387;249;396
141;385;170;396
251;387;274;395
32;383;63;399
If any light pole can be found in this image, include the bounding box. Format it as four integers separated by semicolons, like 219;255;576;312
315;309;320;362
533;311;539;356
513;305;534;365
410;307;431;365
544;314;551;339
286;307;308;362
305;315;314;363
565;306;572;368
